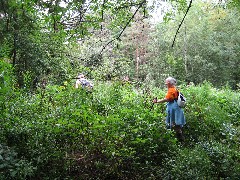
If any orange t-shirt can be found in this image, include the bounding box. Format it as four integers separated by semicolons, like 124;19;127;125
165;87;178;101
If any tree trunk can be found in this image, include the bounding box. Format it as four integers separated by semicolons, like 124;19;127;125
183;25;188;80
136;48;139;81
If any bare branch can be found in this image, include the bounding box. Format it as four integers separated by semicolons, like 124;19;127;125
171;0;193;48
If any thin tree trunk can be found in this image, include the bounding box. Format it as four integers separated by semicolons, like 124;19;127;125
12;35;17;67
184;25;188;79
136;48;139;81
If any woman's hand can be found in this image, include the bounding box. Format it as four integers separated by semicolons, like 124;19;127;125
153;98;168;104
153;98;158;103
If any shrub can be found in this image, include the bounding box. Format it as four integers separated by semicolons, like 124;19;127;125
0;144;35;179
1;80;239;179
200;140;240;179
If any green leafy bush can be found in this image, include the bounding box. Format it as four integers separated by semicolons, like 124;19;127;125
200;140;240;179
0;144;35;179
161;146;212;180
1;78;239;179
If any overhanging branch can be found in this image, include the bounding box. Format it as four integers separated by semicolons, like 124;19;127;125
171;0;193;48
100;0;146;54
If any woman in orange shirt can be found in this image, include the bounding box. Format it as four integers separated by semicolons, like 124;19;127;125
153;77;186;142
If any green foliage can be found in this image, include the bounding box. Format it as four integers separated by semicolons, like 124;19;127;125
0;0;152;89
0;144;35;179
149;0;240;89
1;1;240;177
228;0;240;10
0;60;16;121
1;77;239;179
200;140;240;179
0;60;15;91
162;146;212;180
182;82;240;146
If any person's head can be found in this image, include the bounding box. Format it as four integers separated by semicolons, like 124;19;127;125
165;77;177;87
77;73;84;79
123;75;129;81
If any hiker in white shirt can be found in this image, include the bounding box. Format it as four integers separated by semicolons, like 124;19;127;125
75;74;93;89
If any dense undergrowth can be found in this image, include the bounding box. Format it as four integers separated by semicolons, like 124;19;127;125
1;64;240;179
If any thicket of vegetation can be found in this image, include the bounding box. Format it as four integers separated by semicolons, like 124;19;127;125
0;0;239;89
1;60;240;179
1;0;240;179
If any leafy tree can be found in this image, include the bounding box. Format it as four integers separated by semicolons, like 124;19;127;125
0;0;192;88
147;0;240;88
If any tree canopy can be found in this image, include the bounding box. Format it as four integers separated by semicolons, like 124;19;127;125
0;0;239;88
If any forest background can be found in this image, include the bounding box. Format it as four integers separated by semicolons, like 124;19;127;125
0;0;240;179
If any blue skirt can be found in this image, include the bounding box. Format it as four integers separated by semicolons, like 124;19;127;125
166;101;186;128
